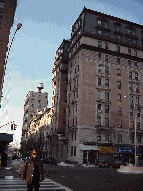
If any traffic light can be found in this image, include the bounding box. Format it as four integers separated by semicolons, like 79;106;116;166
14;124;17;130
11;123;13;130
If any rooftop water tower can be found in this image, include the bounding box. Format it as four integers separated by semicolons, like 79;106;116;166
37;82;44;93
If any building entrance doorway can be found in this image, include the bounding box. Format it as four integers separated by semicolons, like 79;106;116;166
83;150;97;164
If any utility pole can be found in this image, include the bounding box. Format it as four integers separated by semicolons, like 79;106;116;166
113;125;115;160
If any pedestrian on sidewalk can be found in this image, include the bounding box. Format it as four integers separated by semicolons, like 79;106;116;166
20;149;44;191
1;151;7;168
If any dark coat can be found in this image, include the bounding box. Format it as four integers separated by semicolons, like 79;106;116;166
20;157;44;184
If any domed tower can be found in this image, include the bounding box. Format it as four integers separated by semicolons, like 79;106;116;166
37;82;44;93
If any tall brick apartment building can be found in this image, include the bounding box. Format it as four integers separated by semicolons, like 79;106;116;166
64;7;143;164
0;0;17;105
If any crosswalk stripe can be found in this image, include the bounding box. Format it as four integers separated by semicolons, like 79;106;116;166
0;177;73;191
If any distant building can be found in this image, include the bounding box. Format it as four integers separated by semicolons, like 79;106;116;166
21;83;48;155
0;0;17;105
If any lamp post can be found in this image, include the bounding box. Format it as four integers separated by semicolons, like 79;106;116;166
1;23;22;100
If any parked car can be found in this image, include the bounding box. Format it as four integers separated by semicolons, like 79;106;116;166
109;159;127;168
95;161;104;168
43;157;57;164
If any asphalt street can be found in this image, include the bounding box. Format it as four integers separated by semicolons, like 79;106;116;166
44;165;143;191
1;160;143;191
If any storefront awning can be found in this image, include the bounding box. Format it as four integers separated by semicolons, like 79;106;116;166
79;144;99;150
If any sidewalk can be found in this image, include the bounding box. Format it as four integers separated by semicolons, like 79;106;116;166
0;163;20;178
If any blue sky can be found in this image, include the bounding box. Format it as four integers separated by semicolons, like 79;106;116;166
0;0;143;148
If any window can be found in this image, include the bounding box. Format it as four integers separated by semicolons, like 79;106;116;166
118;94;121;101
0;12;3;17
0;2;4;8
116;25;120;31
105;91;109;100
98;65;101;72
105;55;108;62
71;146;73;156
105;79;109;87
133;39;136;44
105;133;109;141
127;28;131;34
30;114;33;118
130;134;134;143
128;49;131;55
129;83;133;91
98;30;102;35
137;135;141;143
117;46;120;52
75;117;77;125
69;108;70;115
74;92;75;99
136;97;139;104
135;73;138;80
69;83;71;91
98;41;101;48
32;94;35;98
130;108;133;116
45;95;47;99
132;30;136;36
38;100;41;103
74;146;76;156
118;107;122;115
97;90;101;98
105;43;108;50
117;69;121;76
98;78;101;86
39;94;41;98
98;104;101;111
128;38;131;43
105;32;108;36
76;89;78;98
117;35;120;41
118;134;122;142
134;50;137;57
104;21;108;28
129;72;132;79
134;62;138;69
137;122;140;130
128;60;131;67
117;57;120;65
97;117;101;126
105;66;109;74
73;118;74;126
118;120;122;128
98;20;101;26
105;118;109;127
31;99;35;103
129;96;133;104
31;104;34;107
105;105;109;113
97;132;101;141
71;62;73;68
117;81;121;89
75;130;76;140
71;132;73;140
130;121;134;129
98;53;101;60
137;109;140;117
136;84;139;92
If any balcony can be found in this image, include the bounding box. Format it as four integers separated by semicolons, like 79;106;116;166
95;125;112;131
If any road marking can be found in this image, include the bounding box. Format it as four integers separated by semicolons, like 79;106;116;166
0;177;73;191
